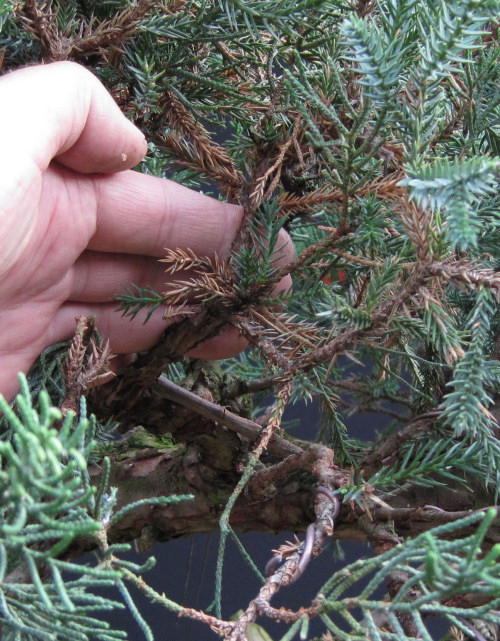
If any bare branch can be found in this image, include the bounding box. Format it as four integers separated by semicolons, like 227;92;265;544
155;374;302;458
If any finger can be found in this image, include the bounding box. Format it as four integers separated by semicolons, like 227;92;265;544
68;249;292;310
68;251;167;303
49;302;168;353
188;327;247;360
89;170;244;258
0;61;146;174
43;163;289;269
49;303;247;359
89;170;293;264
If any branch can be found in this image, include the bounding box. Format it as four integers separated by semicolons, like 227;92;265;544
429;260;500;297
155;374;302;458
294;263;431;373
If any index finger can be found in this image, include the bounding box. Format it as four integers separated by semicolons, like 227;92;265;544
0;61;147;174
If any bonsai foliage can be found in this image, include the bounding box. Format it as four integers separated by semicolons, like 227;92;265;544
0;376;192;641
1;0;500;640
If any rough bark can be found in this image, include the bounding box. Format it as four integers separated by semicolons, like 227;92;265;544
91;403;500;552
83;346;500;555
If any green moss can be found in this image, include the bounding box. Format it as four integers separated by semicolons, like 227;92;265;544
99;426;182;462
126;426;176;450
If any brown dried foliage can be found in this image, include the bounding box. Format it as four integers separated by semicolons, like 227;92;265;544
17;0;163;62
160;91;244;198
278;171;405;216
430;259;500;300
235;317;295;371
71;0;159;60
17;0;63;60
397;196;434;260
62;315;114;415
160;247;235;308
242;308;320;365
249;116;304;209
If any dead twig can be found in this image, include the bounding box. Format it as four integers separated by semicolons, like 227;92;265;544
155;374;302;459
232;448;344;640
61;315;114;416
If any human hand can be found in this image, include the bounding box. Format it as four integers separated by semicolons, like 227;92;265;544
0;62;292;401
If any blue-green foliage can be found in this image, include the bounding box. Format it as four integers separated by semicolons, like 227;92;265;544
416;1;494;84
318;510;500;641
290;0;500;472
0;378;191;641
401;157;500;249
341;2;416;105
1;0;500;638
0;378;125;641
440;289;500;483
343;436;483;506
465;45;500;153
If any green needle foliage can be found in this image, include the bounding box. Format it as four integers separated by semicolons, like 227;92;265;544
1;0;500;639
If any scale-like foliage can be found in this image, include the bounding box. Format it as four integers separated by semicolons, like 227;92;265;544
318;510;500;641
0;378;192;641
0;379;125;641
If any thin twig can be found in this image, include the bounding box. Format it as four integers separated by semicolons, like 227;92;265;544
155;374;302;458
232;449;343;640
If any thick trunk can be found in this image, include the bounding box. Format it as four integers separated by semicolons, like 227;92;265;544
85;355;500;552
91;410;499;552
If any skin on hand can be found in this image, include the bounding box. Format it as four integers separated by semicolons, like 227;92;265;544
0;62;293;401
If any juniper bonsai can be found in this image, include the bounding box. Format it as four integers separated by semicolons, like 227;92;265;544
1;1;500;640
